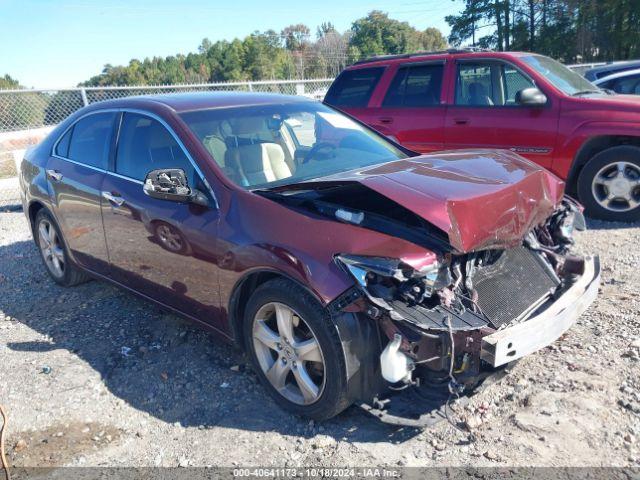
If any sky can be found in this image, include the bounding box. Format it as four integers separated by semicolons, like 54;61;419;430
0;0;464;89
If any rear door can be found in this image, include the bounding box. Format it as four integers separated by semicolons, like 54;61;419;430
444;59;559;169
324;66;385;126
47;111;117;273
365;62;446;153
100;111;223;328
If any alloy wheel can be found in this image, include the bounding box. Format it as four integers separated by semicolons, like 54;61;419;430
591;161;640;212
156;224;183;252
252;302;326;405
38;219;65;278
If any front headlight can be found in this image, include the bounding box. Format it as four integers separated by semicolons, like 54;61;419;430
335;254;444;299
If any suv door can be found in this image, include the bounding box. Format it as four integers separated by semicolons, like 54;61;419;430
101;111;222;328
366;62;446;153
47;111;117;273
324;66;385;127
445;60;559;168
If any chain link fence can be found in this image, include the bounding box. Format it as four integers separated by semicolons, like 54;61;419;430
0;79;333;207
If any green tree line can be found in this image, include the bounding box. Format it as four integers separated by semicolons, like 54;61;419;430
81;12;447;86
447;0;640;62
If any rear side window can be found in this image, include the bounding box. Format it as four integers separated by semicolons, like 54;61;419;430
67;112;116;169
383;64;444;107
115;112;195;183
55;127;73;157
325;67;384;107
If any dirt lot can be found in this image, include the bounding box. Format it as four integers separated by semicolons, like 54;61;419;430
0;208;639;469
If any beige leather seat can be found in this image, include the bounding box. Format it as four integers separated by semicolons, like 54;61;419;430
224;116;293;186
226;142;292;186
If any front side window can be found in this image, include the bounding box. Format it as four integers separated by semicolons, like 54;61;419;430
115;113;195;183
324;67;384;108
456;62;537;106
66;112;116;169
502;65;535;104
181;102;407;190
383;64;444;107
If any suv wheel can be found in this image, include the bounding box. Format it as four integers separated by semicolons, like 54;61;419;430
577;146;640;221
35;209;89;286
243;278;351;420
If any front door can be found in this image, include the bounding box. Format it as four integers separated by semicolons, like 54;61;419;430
100;112;222;327
445;60;559;169
46;111;117;273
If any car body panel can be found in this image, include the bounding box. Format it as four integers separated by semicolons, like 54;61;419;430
299;149;564;252
100;172;224;329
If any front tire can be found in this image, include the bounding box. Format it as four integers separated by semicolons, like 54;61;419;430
577;146;640;221
34;209;89;287
243;278;351;420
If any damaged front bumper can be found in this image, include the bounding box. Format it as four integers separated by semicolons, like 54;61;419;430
481;255;600;367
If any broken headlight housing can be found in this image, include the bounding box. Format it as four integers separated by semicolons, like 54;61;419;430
335;254;449;308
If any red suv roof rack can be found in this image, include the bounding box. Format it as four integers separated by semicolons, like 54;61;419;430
352;47;494;66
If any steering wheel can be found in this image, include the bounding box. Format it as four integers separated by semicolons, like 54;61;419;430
302;142;337;164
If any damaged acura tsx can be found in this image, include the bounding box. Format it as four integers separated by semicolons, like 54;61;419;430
20;92;600;424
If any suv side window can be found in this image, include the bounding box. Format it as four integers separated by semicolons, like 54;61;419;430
66;112;116;169
502;65;536;104
324;67;384;107
456;64;495;106
115;112;195;184
456;62;536;107
383;64;444;107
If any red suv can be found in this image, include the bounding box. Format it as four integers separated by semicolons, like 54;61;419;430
325;49;640;222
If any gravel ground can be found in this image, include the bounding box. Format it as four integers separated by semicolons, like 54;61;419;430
0;208;639;469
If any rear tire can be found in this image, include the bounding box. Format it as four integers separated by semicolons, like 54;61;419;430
34;209;89;287
243;278;351;421
577;146;640;221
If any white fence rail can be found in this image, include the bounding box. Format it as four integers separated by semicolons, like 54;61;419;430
0;79;332;207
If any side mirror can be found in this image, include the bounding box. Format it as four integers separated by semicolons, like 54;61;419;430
143;168;208;207
515;87;547;106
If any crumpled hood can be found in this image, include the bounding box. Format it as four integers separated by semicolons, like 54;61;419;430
314;149;565;252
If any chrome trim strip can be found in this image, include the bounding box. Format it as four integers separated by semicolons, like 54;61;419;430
106;170;144;185
51;154;108;174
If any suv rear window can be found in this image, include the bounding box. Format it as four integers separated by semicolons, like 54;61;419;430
325;67;384;108
383;64;444;107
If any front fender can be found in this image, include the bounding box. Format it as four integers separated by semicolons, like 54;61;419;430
554;121;640;179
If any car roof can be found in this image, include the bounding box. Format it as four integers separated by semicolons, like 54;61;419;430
594;68;640;84
585;60;640;79
346;49;532;69
86;91;315;113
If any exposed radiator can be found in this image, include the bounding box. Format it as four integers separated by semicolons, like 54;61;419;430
472;246;559;329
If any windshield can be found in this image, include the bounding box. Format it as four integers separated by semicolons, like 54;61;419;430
521;55;600;95
180;102;407;190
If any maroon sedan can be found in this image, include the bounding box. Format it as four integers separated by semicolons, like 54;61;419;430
20;93;600;423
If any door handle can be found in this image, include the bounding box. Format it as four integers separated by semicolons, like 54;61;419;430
46;169;63;182
102;191;125;207
454;118;469;125
378;117;393;124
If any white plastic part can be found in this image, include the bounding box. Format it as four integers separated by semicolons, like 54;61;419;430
380;334;414;384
